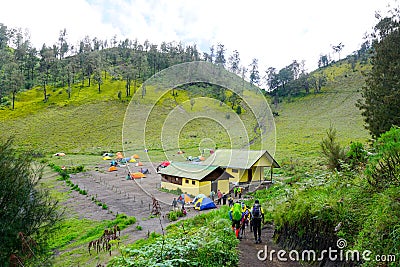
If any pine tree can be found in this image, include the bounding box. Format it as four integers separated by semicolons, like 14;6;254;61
358;14;400;138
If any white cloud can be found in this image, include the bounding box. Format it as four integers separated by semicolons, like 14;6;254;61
0;0;393;72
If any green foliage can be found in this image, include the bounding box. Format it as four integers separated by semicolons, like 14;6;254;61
346;141;368;169
167;210;185;221
358;12;400;138
352;186;400;267
47;214;136;266
274;129;400;266
235;105;242;115
111;208;239;267
320;125;346;171
0;139;61;264
159;187;183;195
365;126;400;190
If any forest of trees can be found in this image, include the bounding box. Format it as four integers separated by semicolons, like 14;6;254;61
0;22;371;110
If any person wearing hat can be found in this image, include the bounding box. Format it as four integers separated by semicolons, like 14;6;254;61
251;199;264;244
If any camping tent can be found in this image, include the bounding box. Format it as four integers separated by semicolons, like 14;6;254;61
194;197;216;210
108;166;117;172
192;193;207;204
103;156;112;160
140;168;149;174
130;172;146;179
132;154;140;159
177;194;192;204
160;161;170;167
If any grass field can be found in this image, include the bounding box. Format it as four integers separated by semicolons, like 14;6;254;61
274;61;369;164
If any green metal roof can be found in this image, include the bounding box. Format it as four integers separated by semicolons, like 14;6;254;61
158;162;220;180
201;149;280;169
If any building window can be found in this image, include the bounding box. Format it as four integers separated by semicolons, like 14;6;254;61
231;169;238;173
192;180;196;185
185;179;189;184
162;175;182;185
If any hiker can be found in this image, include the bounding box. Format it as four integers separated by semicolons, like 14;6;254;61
228;194;234;207
217;189;222;205
234;187;238;198
172;198;178;210
251;199;265;244
238;187;242;199
222;193;228;205
229;202;244;239
210;190;215;202
181;203;187;215
240;202;251;237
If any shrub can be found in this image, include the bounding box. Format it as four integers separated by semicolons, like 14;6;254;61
167;211;178;221
365;126;400;190
346;141;368;169
320;125;346;171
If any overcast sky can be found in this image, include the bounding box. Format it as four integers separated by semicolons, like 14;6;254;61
0;0;393;72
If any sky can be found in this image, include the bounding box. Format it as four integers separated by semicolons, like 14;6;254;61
0;0;394;74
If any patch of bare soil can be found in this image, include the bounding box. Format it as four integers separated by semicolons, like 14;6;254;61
238;223;306;267
58;161;209;244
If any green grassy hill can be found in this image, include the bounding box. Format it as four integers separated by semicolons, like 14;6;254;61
0;60;370;165
275;61;370;163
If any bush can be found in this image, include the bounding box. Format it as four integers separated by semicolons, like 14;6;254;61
346;141;368;169
320;125;346;171
167;211;178;221
365;127;400;190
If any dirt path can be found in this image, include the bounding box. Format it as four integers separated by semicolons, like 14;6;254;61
238;224;305;267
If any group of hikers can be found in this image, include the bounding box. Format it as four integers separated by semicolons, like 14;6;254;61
170;186;265;244
211;187;243;206
211;187;265;243
229;199;265;243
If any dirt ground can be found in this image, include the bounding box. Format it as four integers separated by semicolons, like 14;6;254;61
67;161;202;243
238;224;304;267
58;160;304;266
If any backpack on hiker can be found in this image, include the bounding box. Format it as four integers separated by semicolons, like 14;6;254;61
252;203;262;219
232;203;242;221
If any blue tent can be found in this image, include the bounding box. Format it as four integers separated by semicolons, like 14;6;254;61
194;197;217;210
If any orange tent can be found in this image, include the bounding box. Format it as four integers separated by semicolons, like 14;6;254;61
108;166;117;172
116;152;124;159
130;172;146;178
132;154;140;159
137;161;143;166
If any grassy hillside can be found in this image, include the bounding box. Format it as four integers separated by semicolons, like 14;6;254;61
0;60;370;169
275;61;370;164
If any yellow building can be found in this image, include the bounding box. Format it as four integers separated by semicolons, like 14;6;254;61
159;162;231;196
202;149;280;184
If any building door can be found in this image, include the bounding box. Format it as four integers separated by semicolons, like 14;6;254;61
211;181;218;193
248;169;253;182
